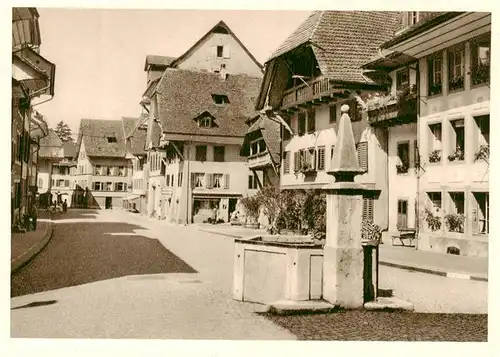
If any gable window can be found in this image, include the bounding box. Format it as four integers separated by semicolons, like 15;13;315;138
448;44;465;92
449;119;465;162
195;145;207;161
470;34;490;86
283;151;290;174
396;67;409;90
217;45;224;58
397;199;408;229
428;52;443;96
397;142;410;174
214;146;225;162
298;112;306;136
107;136;117;143
212;94;229;105
329;104;337;123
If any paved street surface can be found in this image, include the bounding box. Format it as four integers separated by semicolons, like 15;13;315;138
264;310;487;341
11;209;488;340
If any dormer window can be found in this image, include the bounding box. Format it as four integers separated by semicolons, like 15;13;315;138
408;11;419;26
107;136;117;143
212;94;230;105
199;116;212;128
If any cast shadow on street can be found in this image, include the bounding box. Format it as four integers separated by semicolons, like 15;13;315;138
11;300;58;310
11;221;197;297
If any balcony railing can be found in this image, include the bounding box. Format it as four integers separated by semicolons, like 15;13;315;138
248;152;272;169
281;77;343;109
367;86;418;127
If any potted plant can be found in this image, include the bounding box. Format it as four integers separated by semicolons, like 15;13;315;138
449;76;464;91
445;213;465;233
396;163;409;174
428;149;441;163
474;144;489;163
299;161;316;175
470;63;490;86
424;208;441;232
448;147;464;162
428;82;442;96
239;196;260;229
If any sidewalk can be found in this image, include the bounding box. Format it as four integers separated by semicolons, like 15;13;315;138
11;212;54;274
198;225;488;281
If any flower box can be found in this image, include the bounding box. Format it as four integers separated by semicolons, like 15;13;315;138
428;149;441;163
448;148;464;162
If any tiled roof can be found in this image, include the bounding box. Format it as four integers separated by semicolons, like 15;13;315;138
155;69;262;138
380;12;464;49
77;119;126;158
123;117;147;156
38;129;62;158
269;11;402;83
144;55;176;71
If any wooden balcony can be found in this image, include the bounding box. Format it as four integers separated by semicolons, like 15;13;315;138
367;94;418;128
281;76;346;110
248;152;272;170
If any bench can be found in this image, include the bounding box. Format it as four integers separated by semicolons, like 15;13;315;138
391;229;416;247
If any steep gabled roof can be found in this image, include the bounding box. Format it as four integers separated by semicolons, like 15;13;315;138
268;11;402;83
155;68;262;138
77;119;126;158
123;117;147;156
170;20;263;71
144;55;176;71
241;115;281;165
38;129;62;158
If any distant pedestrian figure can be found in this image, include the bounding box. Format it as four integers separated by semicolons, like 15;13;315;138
62;199;68;214
212;206;218;224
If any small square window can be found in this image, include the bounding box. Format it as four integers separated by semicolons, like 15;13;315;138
107;137;117;143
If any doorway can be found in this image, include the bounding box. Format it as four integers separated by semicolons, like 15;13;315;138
228;198;237;219
105;197;112;209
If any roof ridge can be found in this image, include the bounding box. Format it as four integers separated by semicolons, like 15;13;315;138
310;10;325;43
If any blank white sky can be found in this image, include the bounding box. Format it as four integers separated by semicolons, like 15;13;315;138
36;9;312;135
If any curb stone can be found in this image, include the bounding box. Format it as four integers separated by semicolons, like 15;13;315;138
199;227;488;282
11;220;54;275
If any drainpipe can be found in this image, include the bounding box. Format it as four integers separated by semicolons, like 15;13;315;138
415;61;421;251
185;142;191;225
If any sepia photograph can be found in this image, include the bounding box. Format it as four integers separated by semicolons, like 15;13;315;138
8;3;493;352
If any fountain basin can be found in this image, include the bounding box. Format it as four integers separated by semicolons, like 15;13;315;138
232;235;324;304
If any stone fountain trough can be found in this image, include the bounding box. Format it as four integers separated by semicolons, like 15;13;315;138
232;235;324;304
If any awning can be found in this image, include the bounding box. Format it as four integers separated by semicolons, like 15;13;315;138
124;194;140;201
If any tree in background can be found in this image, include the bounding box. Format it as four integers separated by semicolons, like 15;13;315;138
54;121;74;143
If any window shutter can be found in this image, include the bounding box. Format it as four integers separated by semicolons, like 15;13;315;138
65;180;69;187
357;142;368;171
191;173;195;189
223;44;230;58
309;148;316;169
92;182;96;190
294;152;299;171
224;174;230;189
205;173;212;189
363;198;374;222
318;147;325;170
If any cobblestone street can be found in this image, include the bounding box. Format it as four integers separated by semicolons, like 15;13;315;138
264;310;487;341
